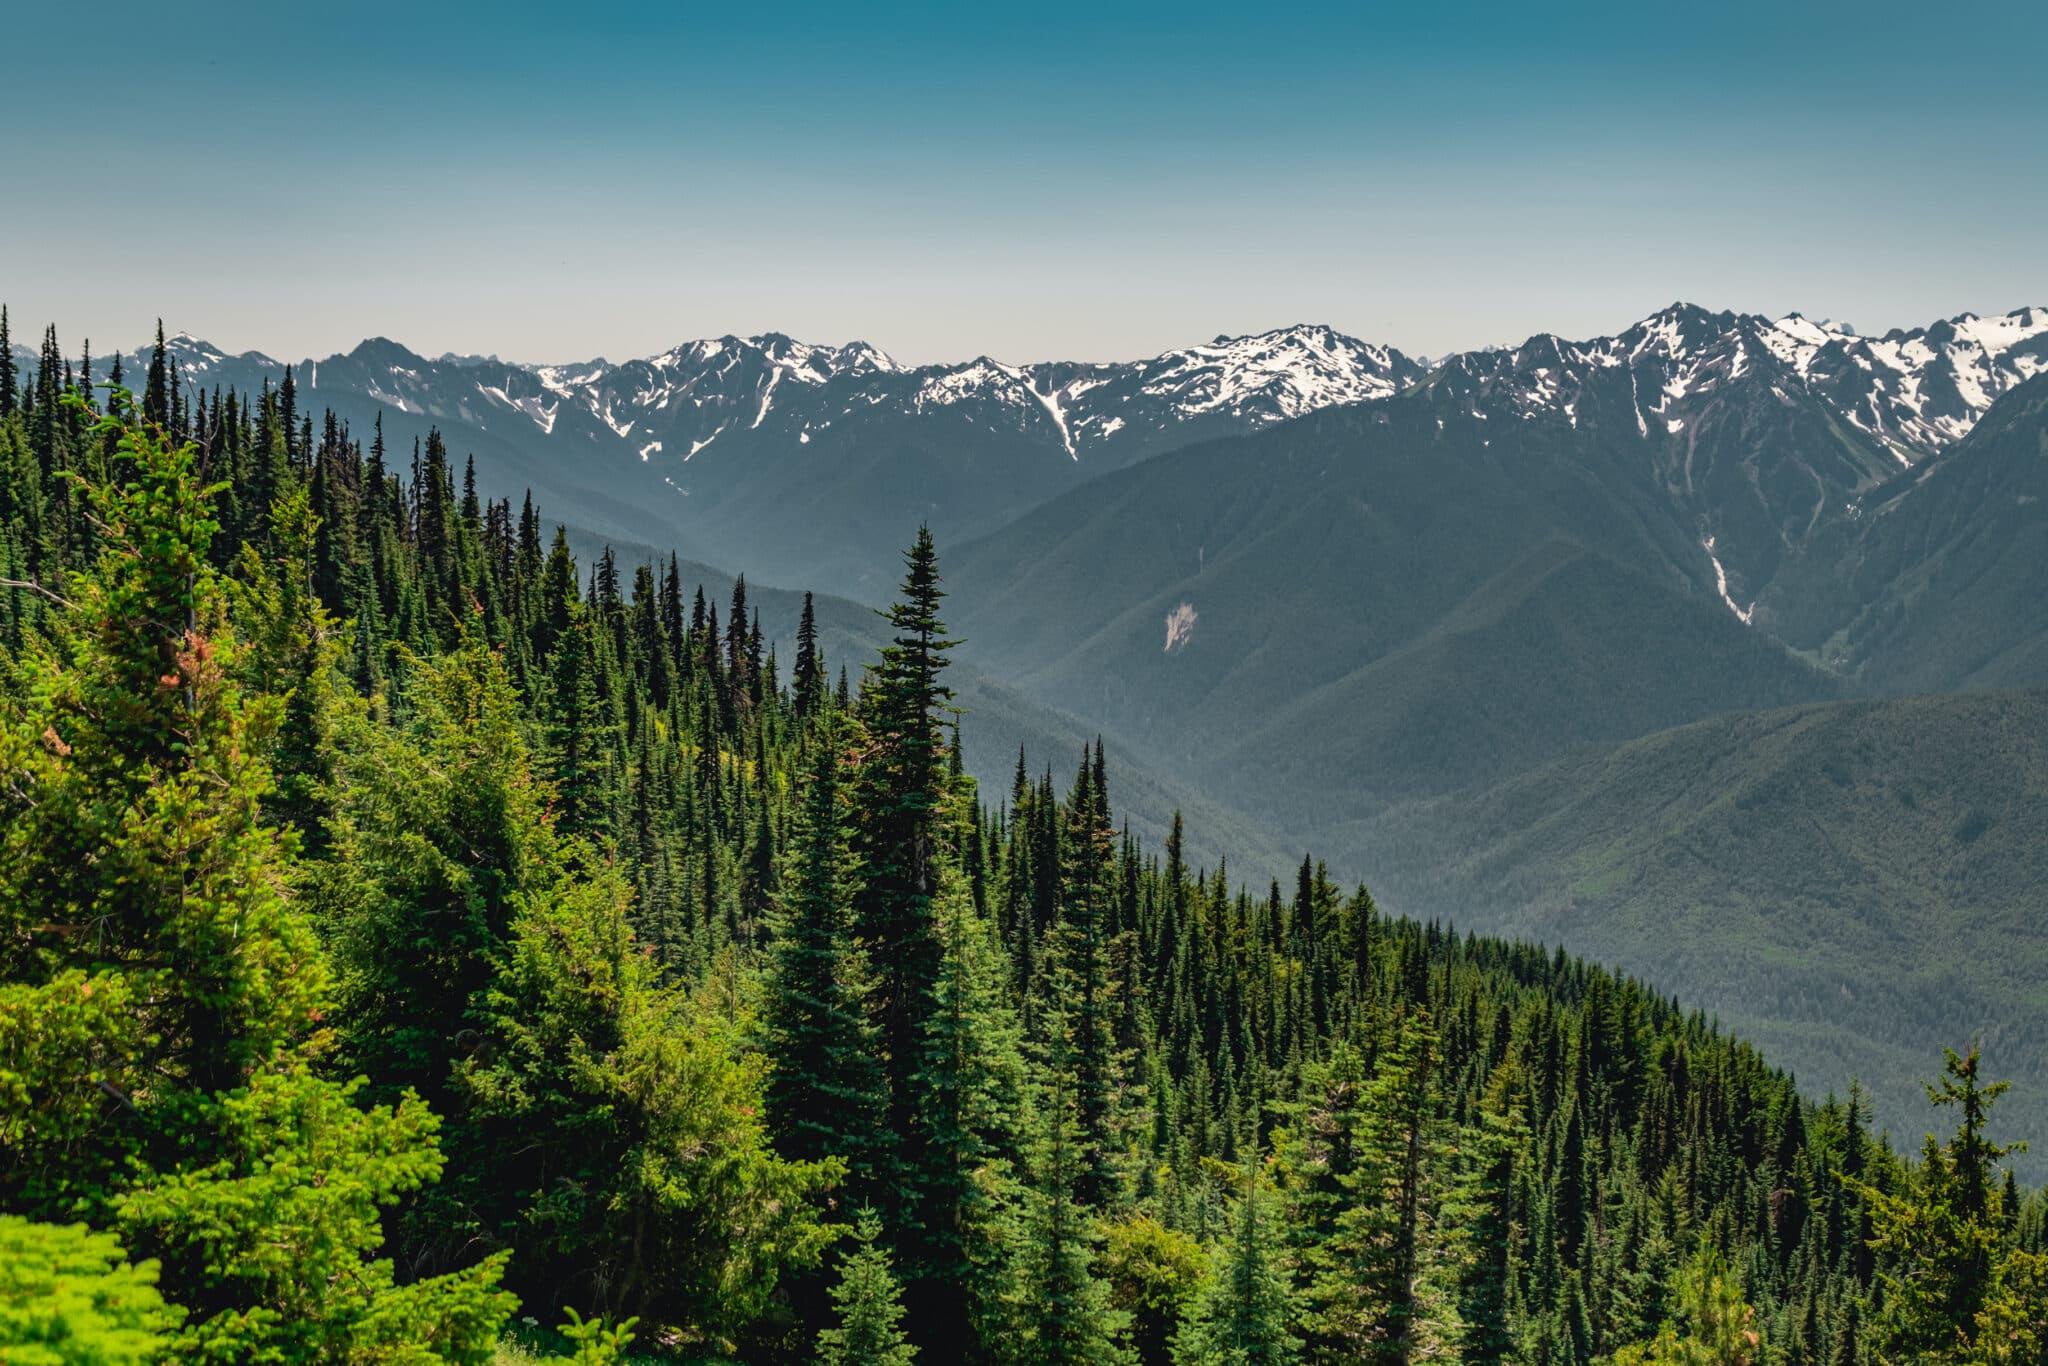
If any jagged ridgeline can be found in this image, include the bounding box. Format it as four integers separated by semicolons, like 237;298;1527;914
3;326;2045;1364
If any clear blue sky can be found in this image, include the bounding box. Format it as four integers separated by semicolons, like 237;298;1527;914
3;0;2043;364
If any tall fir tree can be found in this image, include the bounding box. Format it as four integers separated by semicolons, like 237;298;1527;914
765;719;887;1196
850;529;958;1243
1172;1185;1301;1366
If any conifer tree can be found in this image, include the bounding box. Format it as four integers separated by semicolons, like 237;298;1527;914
1172;1186;1301;1366
231;484;341;849
1609;1249;1763;1366
1856;1047;2023;1362
142;320;168;429
765;719;887;1194
818;1209;919;1366
1016;1034;1135;1366
851;529;958;1230
0;304;16;415
910;864;1032;1356
1301;1010;1452;1366
1053;745;1127;1208
316;637;551;1118
1104;1215;1206;1366
1271;1041;1372;1359
795;589;826;720
1452;1061;1531;1366
0;398;513;1360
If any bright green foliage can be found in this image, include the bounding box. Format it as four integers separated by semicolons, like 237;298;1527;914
1171;1188;1300;1366
0;1215;181;1365
1969;1247;2048;1365
461;895;841;1337
555;1308;640;1365
0;968;142;1192
316;638;552;1117
0;399;516;1362
116;1064;514;1363
1858;1047;2025;1364
0;399;325;1209
1609;1249;1763;1366
313;634;842;1339
818;1209;918;1366
1103;1214;1205;1366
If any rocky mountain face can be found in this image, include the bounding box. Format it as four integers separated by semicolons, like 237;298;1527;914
1418;304;2048;624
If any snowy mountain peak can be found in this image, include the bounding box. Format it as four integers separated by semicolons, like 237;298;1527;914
1427;303;2046;460
1139;323;1421;422
29;306;2039;489
158;332;279;378
643;333;899;382
1758;305;2048;454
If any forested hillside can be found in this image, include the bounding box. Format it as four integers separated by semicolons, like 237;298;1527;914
4;330;2047;1363
1343;692;2048;1157
937;360;2048;1161
940;384;1840;808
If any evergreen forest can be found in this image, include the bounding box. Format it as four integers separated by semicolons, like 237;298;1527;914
4;321;2046;1364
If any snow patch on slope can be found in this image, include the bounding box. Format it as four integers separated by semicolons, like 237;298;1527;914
1703;537;1754;625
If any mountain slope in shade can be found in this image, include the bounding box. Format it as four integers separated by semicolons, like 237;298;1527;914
1205;541;1838;825
1761;372;2048;691
943;386;1837;826
1342;690;2048;1168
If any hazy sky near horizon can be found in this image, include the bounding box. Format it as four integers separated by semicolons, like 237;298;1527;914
4;0;2045;366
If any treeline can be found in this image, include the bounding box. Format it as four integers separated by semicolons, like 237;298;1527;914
1;319;2045;1364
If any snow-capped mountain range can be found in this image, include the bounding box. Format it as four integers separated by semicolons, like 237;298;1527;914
1363;302;2045;630
259;322;1426;469
1427;303;2048;461
33;304;2040;474
14;303;2043;596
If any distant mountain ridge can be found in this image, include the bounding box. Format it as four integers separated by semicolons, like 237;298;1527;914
21;303;2039;593
1421;304;2048;615
116;320;1426;463
21;305;2046;469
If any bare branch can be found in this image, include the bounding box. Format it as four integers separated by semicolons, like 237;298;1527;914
0;577;75;610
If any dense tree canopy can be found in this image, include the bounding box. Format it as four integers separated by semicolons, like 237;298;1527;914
1;325;2044;1362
